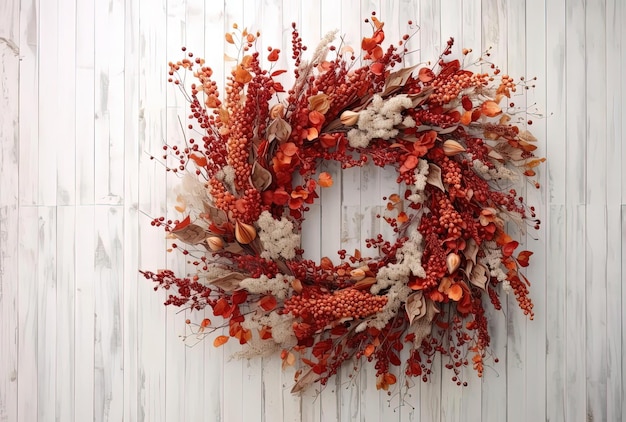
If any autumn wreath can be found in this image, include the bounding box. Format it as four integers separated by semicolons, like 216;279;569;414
141;14;543;393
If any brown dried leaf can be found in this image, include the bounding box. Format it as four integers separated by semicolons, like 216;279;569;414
171;223;207;245
204;204;228;225
381;64;419;96
518;129;537;143
463;238;479;264
469;263;488;290
206;272;247;292
267;117;292;143
250;162;272;191
426;163;446;192
291;367;319;394
405;291;426;325
353;277;377;290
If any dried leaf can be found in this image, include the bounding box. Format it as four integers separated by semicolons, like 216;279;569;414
206;271;246;292
172;223;207;244
426;163;446;192
481;100;502;117
250;162;272;191
204;204;228;226
172;215;191;231
463;238;479;264
291;367;319;394
282;351;296;370
267;117;292;143
318;172;333;187
469;264;488;290
259;295;277;312
405;291;426;325
517;250;533;267
382;64;418;96
213;335;229;347
518;130;537;143
353;277;377;290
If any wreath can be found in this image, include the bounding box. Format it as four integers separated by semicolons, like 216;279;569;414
141;13;543;393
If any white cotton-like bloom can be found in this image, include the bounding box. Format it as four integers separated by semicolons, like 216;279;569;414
239;311;297;353
240;273;294;299
400;229;427;278
216;165;236;193
257;211;300;260
472;159;518;182
347;94;414;148
407;159;430;205
402;115;416;128
480;241;507;282
174;173;212;213
368;283;412;330
501;279;512;293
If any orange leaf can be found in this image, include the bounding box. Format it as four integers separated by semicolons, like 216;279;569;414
234;65;252;84
447;283;463;301
370;62;385;76
308;110;325;126
305;127;319;141
364;344;375;357
517;250;533;267
213;335;229;347
225;32;235;44
418;67;435;83
271;69;287;77
259;295;277;311
400;155;419;173
481;100;502;117
397;212;409;223
267;48;280;62
172;215;191;231
280;142;298;157
502;241;520;257
318;172;333;187
460;110;472;125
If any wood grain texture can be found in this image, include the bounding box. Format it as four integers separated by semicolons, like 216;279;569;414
0;0;624;421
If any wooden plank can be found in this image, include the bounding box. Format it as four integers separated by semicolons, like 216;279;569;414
621;205;626;420
201;4;226;421
123;0;140;420
564;0;586;206
164;1;188;420
17;207;39;422
605;1;624;419
565;205;586;422
94;0;125;205
544;5;568;418
18;0;39;206
38;0;59;206
584;1;608;421
524;1;548;421
36;207;57;421
137;214;167;422
56;0;77;205
479;1;508;421
137;1;169;420
74;206;95;421
93;206;125;421
0;1;20;419
545;0;567;205
546;205;566;422
75;0;95;205
56;206;76;422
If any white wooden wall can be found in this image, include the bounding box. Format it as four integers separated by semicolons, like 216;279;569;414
1;0;625;421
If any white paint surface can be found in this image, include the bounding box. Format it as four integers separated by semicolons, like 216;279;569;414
0;0;625;421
